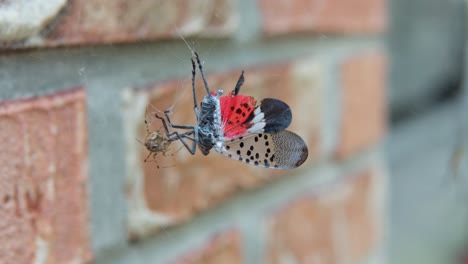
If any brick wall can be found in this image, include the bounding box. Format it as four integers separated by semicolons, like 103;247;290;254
0;0;387;263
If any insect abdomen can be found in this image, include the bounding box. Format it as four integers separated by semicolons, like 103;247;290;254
197;94;223;155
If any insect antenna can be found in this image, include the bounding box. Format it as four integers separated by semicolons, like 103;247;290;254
176;30;197;58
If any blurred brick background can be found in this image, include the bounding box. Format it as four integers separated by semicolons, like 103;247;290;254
0;0;390;263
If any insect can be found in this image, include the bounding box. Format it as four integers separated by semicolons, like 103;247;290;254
155;51;308;169
141;119;172;163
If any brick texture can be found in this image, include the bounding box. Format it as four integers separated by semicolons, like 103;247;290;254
1;0;237;48
0;0;67;43
171;230;242;264
336;51;387;159
0;88;91;263
265;167;382;264
125;58;321;239
258;0;387;35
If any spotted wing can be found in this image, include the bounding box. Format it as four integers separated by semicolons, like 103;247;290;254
220;97;293;140
219;94;257;139
215;130;308;169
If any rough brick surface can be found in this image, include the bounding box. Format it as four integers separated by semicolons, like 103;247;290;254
258;0;386;35
0;88;91;263
124;59;321;239
172;230;242;264
265;167;382;264
0;0;67;42
1;0;237;48
336;51;387;159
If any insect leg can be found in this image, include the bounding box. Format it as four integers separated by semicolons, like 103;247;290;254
143;151;153;163
144;119;151;134
194;52;211;95
190;58;199;120
155;113;190;140
155;113;173;136
158;111;196;130
155;114;198;155
172;129;198;155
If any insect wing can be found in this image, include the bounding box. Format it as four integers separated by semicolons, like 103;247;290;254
219;94;257;139
220;97;293;140
215;130;308;169
258;98;292;133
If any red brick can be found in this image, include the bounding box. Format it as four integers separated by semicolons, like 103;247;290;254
265;167;381;264
126;59;321;238
343;169;379;263
0;116;33;263
1;0;237;48
258;0;387;35
202;0;239;36
172;230;242;264
0;88;92;263
0;1;67;43
336;51;387;159
266;195;337;264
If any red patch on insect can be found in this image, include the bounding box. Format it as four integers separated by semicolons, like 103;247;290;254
219;94;256;139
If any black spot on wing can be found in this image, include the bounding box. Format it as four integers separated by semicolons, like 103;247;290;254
260;98;292;133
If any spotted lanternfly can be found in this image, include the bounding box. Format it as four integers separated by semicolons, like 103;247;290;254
154;52;308;169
